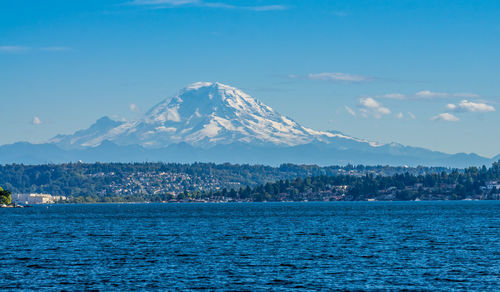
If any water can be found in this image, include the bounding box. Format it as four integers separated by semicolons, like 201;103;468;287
1;202;499;290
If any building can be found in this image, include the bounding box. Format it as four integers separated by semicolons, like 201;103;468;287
481;181;500;191
12;193;66;204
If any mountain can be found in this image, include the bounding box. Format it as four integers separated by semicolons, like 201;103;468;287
0;82;497;167
50;82;374;150
50;116;125;150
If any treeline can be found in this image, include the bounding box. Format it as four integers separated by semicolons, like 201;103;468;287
205;161;500;201
0;162;449;199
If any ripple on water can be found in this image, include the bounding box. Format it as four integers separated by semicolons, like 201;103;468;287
0;201;499;290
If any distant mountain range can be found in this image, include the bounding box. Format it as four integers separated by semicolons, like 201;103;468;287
1;82;497;167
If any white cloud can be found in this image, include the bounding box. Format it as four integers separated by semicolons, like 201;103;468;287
130;103;141;113
345;106;356;117
431;113;459;122
450;92;480;98
407;112;416;119
1;46;70;53
360;97;380;109
446;100;495;113
446;104;457;110
396;112;404;119
32;116;42;125
415;90;480;99
131;0;199;5
0;46;29;53
376;91;480;100
129;0;288;11
415;90;448;98
358;97;391;119
377;93;406;99
248;5;287;11
306;72;372;83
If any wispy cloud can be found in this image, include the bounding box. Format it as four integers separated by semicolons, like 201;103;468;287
290;72;374;83
415;90;480;99
131;0;199;5
376;90;480;100
129;0;289;11
376;93;406;99
345;106;356;117
446;100;495;113
358;97;391;119
1;46;70;53
247;5;288;11
0;46;29;53
431;113;459;122
32;116;42;125
407;112;416;119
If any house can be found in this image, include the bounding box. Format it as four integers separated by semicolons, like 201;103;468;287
481;181;500;191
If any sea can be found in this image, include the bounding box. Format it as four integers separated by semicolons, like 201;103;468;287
1;202;499;290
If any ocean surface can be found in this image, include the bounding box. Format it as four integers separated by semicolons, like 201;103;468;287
1;202;499;291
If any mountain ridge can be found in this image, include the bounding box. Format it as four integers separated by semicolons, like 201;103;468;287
1;82;498;167
0;140;495;167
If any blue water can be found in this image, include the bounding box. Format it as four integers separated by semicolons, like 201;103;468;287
1;202;499;290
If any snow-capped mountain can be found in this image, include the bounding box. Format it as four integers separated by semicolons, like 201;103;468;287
1;82;494;167
51;82;375;149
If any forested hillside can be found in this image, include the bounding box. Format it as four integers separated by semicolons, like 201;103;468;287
0;162;450;202
207;161;500;202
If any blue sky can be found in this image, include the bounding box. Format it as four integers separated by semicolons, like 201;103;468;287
1;0;499;157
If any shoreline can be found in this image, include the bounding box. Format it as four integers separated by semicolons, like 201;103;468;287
14;199;497;206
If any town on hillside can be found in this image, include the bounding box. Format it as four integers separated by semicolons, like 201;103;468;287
0;161;499;203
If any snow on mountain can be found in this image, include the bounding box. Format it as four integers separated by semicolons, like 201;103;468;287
49;116;125;149
52;82;376;149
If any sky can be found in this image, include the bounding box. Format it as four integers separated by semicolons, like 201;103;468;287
1;0;499;157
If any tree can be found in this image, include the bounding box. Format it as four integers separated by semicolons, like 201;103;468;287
0;187;12;205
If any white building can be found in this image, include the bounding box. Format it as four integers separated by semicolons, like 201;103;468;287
12;193;66;204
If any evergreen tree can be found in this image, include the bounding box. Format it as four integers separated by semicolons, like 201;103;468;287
0;187;12;205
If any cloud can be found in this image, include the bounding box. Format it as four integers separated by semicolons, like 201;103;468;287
376;91;480;100
306;72;373;83
0;46;29;53
377;93;406;99
407;112;416;119
129;0;288;11
247;5;288;11
396;112;404;119
32;116;42;125
415;91;448;99
345;106;356;117
431;113;459;122
131;0;199;5
414;90;480;99
130;103;141;113
446;100;495;113
1;46;70;53
358;97;391;119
